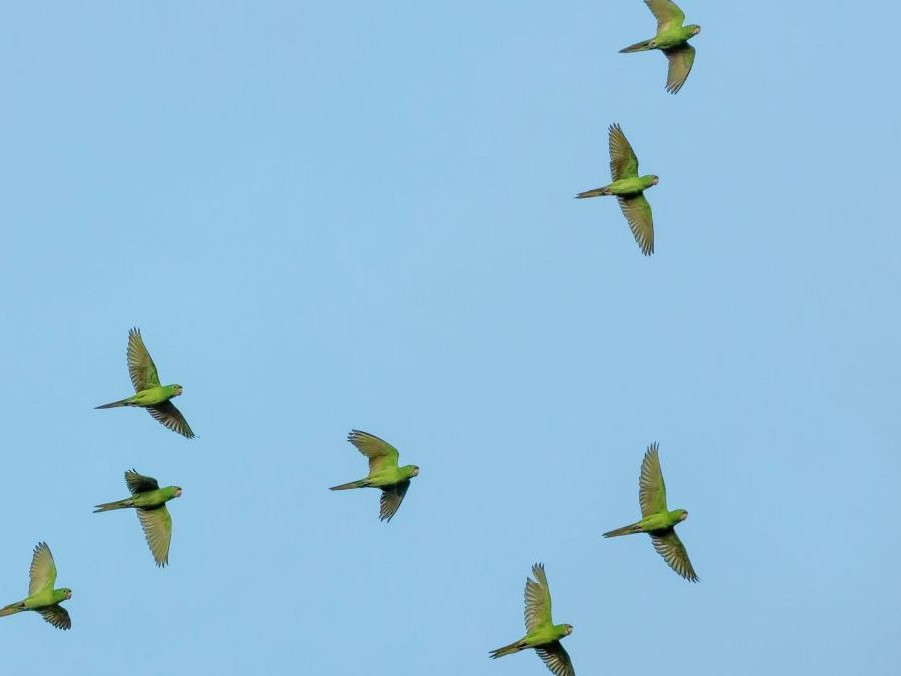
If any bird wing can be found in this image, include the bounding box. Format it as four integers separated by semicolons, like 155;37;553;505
38;604;71;630
524;562;553;633
137;505;173;567
347;429;400;474
535;642;575;676
127;327;161;391
651;529;698;582
147;401;195;439
616;194;655;256
28;542;57;596
379;480;411;522
125;469;160;495
663;44;695;94
645;0;685;33
639;443;667;516
608;123;639;181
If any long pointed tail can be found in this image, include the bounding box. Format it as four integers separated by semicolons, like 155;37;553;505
95;398;132;409
603;521;644;538
329;479;368;491
0;601;25;617
575;186;612;199
93;497;135;512
619;38;654;53
490;640;527;659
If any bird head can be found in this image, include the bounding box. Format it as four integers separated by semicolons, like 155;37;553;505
173;486;184;498
677;509;689;522
173;385;184;396
411;465;420;477
650;175;660;186
62;589;73;600
690;25;701;35
563;624;574;636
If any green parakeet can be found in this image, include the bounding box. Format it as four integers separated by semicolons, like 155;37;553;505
576;123;658;255
0;542;73;630
329;430;419;522
490;563;575;676
603;443;698;582
620;0;701;94
94;469;183;567
96;327;195;439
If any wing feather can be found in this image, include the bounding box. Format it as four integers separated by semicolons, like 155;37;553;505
616;194;654;256
645;0;686;33
147;401;195;439
535;642;575;676
379;481;411;522
639;443;667;516
609;123;639;181
524;562;553;632
28;542;57;596
137;506;173;567
38;605;71;630
651;530;698;582
125;469;160;495
347;430;400;474
664;44;695;94
127;327;161;391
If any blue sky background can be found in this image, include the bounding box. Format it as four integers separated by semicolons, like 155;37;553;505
1;1;899;674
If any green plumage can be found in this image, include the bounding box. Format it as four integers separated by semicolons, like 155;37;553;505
329;430;419;522
620;0;701;94
96;327;195;438
94;470;182;567
603;443;698;582
577;123;658;255
490;563;575;676
0;542;73;630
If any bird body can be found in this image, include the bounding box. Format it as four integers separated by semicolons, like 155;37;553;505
603;443;698;582
94;470;182;567
96;384;183;409
620;0;701;94
490;563;575;676
0;542;72;630
577;123;658;255
330;463;418;491
620;24;699;53
0;587;72;616
330;430;419;522
602;508;687;537
490;622;573;657
94;485;181;512
95;328;194;438
576;175;658;199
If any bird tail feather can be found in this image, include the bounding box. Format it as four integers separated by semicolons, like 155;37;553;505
620;39;654;53
329;479;368;491
602;521;644;538
93;498;135;512
575;187;612;199
490;641;527;659
0;602;24;617
95;398;131;409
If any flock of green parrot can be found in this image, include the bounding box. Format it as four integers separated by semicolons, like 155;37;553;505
1;2;703;673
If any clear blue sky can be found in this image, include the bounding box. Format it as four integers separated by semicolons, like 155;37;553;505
1;2;898;674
